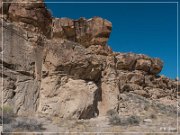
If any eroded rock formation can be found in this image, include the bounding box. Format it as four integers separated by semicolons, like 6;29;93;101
0;0;178;121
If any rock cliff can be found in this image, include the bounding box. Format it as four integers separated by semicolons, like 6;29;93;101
0;0;179;133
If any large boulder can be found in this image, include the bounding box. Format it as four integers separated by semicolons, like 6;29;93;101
135;59;152;72
116;53;137;70
39;77;99;119
116;53;163;75
150;58;163;74
4;0;52;37
52;17;112;47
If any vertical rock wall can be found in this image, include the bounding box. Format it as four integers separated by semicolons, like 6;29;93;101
0;0;52;115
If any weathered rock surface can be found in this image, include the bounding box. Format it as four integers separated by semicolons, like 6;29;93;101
39;77;99;119
0;0;178;124
52;17;112;47
0;20;43;116
43;39;105;81
1;0;52;37
116;53;163;74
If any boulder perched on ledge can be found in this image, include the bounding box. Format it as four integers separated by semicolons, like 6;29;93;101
116;53;163;75
1;0;52;37
52;17;112;47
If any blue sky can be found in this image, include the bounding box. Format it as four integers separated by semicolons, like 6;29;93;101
44;0;178;79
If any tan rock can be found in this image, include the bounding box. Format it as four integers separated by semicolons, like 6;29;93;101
135;59;152;72
148;88;169;99
44;39;104;81
116;53;163;75
127;72;144;85
7;0;52;37
98;56;119;116
53;17;75;39
150;58;163;74
1;0;177;124
39;78;99;119
121;83;143;92
52;17;112;47
87;45;113;56
145;75;154;87
1;20;43;116
116;53;137;70
133;90;150;98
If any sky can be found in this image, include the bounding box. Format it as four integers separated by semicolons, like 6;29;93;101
44;0;178;79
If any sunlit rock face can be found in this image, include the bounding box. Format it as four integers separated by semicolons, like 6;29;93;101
52;17;112;47
0;0;177;121
1;0;52;37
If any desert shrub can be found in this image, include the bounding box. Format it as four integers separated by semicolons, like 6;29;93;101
14;118;43;131
124;115;140;126
107;109;141;126
3;117;45;132
152;102;177;117
109;114;122;125
107;109;121;125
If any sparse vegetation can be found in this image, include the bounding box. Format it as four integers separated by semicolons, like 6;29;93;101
0;105;45;132
3;105;14;117
125;115;141;125
151;102;177;117
0;105;15;124
107;109;141;126
3;117;45;132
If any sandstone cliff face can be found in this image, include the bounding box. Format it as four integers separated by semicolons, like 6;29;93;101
0;0;49;116
0;0;178;121
1;0;52;37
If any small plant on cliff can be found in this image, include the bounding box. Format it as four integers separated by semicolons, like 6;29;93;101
3;105;14;117
1;105;15;124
